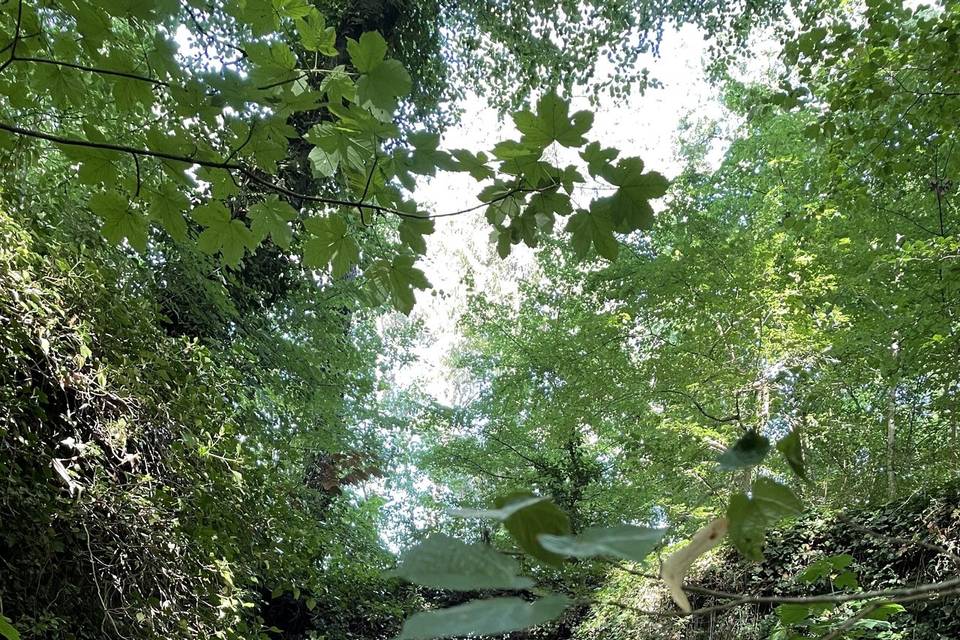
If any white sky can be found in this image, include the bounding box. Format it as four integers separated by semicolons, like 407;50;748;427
398;24;740;406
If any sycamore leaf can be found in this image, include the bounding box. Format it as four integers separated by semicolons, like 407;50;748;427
398;213;435;255
357;58;412;111
303;214;360;277
193;201;255;267
580;141;618;178
566;207;618;260
597;157;669;233
512;92;593;149
366;254;431;314
296;13;337;55
347;31;387;73
391;534;534;591
149;183;189;241
249;196;297;248
90;192;147;252
396;596;569;640
450;149;494;181
247;42;298;88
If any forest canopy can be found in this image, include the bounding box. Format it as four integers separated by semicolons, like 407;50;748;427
0;1;958;640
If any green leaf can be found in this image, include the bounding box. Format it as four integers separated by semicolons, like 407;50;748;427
726;492;766;561
247;42;298;87
396;595;569;640
495;493;570;566
580;141;618;178
149;183;189;241
450;149;494;181
90;192;147;252
357;59;412;111
398;213;435;255
249;196;297;248
718;431;770;471
366;254;431;314
862;603;905;621
512;92;593;149
596;157;668;233
303;214;360;277
776;430;807;480
275;0;313;19
193;202;255;267
538;525;665;563
776;603;812;625
296;12;337;55
449;495;548;521
833;570;859;590
751;477;803;520
347;31;387;73
566;207;618;260
0;615;20;640
391;534;534;591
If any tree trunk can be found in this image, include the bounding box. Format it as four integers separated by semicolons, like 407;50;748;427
885;338;900;500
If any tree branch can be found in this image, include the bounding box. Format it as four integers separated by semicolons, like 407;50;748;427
0;120;554;221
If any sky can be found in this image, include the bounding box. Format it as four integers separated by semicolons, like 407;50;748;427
398;23;743;406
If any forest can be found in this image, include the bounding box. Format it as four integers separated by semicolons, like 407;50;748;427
0;0;958;638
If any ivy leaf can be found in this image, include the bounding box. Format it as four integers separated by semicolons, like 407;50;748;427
718;431;770;471
538;525;665;563
596;157;669;233
495;493;570;566
398;213;434;255
303;214;360;277
193;202;255;267
347;31;387;73
391;534;534;591
512;92;593;149
90;192;147;252
149;183;189;242
776;430;808;480
396;595;569;640
566;207;618;260
249;196;297;248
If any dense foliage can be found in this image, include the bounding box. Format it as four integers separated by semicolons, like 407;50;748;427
1;1;958;639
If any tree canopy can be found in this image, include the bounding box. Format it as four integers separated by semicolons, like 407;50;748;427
0;1;958;640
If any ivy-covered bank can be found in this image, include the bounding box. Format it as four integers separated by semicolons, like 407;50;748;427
0;209;417;638
578;482;960;640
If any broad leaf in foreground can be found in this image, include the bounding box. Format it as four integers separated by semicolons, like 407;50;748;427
538;525;666;563
391;534;534;591
396;595;570;640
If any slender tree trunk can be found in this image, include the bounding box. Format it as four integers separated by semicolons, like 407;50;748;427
885;338;900;500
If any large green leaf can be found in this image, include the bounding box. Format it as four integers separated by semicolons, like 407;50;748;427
347;31;387;73
302;214;360;277
496;493;570;566
391;534;534;591
0;615;20;640
193;202;256;267
718;431;770;471
776;430;807;480
595;157;668;233
396;595;569;640
751;477;803;520
727;492;766;561
89;192;147;253
566;207;618;260
249;196;297;249
538;525;665;563
512;92;593;148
